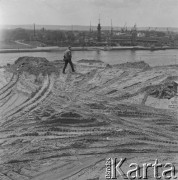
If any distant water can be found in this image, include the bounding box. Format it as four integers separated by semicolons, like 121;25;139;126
0;49;178;67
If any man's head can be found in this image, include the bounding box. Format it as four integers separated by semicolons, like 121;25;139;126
68;46;71;50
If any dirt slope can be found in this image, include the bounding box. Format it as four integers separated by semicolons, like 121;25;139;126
0;57;178;180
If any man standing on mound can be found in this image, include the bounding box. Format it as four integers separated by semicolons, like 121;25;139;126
63;46;75;74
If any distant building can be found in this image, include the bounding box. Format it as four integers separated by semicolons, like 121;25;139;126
97;19;101;42
131;24;137;46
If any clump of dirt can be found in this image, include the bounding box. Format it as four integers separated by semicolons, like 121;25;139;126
146;79;177;99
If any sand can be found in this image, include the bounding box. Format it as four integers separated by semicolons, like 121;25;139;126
0;57;178;180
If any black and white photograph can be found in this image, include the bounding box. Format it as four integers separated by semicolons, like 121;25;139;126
0;0;178;179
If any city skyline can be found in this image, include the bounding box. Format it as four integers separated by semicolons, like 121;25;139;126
0;0;178;28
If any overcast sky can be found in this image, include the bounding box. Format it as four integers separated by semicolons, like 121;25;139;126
0;0;178;27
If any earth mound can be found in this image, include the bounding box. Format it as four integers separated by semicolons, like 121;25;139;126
14;56;58;76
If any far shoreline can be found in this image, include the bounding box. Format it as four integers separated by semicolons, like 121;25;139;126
0;46;178;53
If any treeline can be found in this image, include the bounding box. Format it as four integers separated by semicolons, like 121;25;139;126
0;28;97;46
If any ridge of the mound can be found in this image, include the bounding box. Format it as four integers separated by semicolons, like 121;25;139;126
77;59;104;64
113;61;150;69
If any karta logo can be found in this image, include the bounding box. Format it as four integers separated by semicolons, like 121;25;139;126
105;158;177;179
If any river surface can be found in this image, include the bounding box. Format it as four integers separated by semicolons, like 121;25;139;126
0;49;178;67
